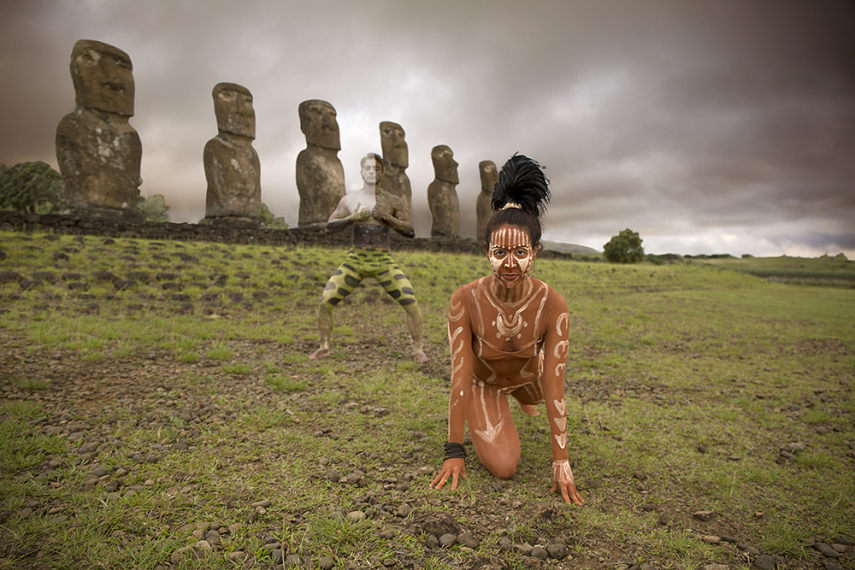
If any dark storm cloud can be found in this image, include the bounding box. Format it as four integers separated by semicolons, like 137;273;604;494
1;0;853;257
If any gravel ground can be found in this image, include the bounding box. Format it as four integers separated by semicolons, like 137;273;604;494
2;335;852;570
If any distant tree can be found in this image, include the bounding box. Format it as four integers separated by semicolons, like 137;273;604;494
259;203;288;229
603;228;645;263
0;161;64;214
138;194;170;222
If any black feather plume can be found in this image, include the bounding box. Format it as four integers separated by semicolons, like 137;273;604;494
491;154;550;217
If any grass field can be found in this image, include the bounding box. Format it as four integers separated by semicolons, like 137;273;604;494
1;230;853;570
687;254;854;288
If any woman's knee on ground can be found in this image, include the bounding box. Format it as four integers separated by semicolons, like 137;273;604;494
481;450;519;479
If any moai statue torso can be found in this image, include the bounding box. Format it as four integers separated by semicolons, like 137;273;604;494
477;160;498;234
427;145;460;239
56;39;142;217
203;82;261;223
380;121;412;213
295;100;346;228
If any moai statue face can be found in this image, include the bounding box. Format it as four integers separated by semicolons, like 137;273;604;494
479;160;498;194
70;39;135;117
299;99;341;150
213;83;255;140
380;121;408;168
431;145;459;184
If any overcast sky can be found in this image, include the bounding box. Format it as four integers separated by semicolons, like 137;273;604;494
2;1;854;257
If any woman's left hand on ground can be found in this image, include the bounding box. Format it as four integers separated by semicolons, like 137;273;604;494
551;460;584;506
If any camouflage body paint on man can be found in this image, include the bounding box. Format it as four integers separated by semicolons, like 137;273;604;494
310;153;428;363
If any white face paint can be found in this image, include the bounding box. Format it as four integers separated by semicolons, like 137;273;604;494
488;225;534;289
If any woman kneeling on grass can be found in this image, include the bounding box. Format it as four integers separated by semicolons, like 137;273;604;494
429;154;583;506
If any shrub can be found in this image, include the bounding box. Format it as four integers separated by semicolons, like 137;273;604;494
260;203;288;229
0;161;64;214
138;194;170;222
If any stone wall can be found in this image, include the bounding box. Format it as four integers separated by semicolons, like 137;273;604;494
0;210;460;254
0;210;572;259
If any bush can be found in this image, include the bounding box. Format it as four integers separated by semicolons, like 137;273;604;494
603;229;645;264
138;194;170;222
0;161;64;214
260;203;288;229
647;253;682;265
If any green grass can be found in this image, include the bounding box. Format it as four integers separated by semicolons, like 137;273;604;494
689;253;855;286
1;230;854;569
264;375;308;393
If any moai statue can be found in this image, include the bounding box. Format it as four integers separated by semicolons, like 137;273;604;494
56;39;142;217
427;145;460;238
379;121;412;212
477;160;498;234
203;82;261;224
295;99;345;228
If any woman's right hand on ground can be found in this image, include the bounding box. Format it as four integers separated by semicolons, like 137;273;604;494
429;458;466;491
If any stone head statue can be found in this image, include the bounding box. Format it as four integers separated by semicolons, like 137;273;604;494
431;145;459;184
380;121;408;168
477;160;498;233
296;99;346;227
479;160;498;193
70;39;135;117
299;99;340;150
57;39;141;216
428;145;461;238
213;82;255;140
203;81;260;223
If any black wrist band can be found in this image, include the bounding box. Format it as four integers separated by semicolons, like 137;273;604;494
443;442;466;460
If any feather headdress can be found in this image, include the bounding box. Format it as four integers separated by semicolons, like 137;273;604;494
491;154;550;217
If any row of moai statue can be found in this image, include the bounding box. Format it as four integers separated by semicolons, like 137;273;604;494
55;39;499;236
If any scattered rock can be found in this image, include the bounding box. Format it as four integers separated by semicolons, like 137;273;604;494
410;511;462;538
0;270;23;283
815;543;841;558
91;270;117;282
458;532;480;549
737;543;761;557
546;541;568;559
754;554;775;569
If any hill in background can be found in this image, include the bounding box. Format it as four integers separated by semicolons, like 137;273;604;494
542;240;600;255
